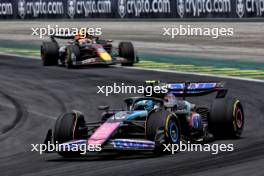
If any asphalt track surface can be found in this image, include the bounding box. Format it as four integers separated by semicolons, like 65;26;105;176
0;55;264;176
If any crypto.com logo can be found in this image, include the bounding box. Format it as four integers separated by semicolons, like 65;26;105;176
236;0;245;18
18;0;26;19
67;0;76;19
177;0;185;18
118;0;126;18
17;0;64;19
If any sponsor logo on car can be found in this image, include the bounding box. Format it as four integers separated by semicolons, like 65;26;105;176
111;139;155;149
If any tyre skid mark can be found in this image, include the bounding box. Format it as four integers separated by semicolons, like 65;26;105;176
0;89;27;140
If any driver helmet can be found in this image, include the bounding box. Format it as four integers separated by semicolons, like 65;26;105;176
74;32;81;41
164;93;178;108
74;31;85;41
134;100;154;111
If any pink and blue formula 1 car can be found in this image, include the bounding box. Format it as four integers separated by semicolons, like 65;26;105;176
44;82;244;157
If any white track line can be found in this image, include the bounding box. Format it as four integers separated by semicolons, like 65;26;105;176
0;52;39;60
124;66;264;83
1;53;264;83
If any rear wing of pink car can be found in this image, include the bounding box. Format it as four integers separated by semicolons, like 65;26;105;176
145;81;227;99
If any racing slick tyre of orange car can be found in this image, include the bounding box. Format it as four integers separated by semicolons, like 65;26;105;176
209;97;244;139
40;41;59;66
146;110;181;153
66;45;80;69
53;111;86;157
119;42;135;66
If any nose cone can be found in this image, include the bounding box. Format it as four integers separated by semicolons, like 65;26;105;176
98;52;112;61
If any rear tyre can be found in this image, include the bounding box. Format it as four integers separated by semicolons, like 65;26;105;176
209;97;244;139
66;45;80;69
40;42;59;66
146;110;180;153
119;42;135;66
53;111;86;157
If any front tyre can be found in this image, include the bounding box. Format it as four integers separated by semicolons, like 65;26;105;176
146;110;180;153
119;42;135;66
40;42;59;66
53;111;86;157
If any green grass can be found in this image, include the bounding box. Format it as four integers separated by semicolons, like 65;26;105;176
0;48;39;56
135;60;264;79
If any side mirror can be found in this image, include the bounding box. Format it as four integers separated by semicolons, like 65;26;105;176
98;106;109;111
